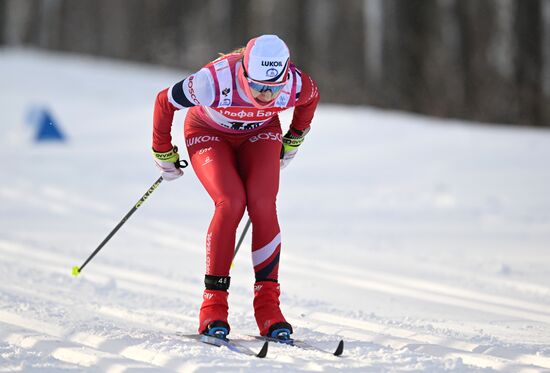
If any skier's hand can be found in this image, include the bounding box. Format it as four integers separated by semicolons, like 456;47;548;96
280;128;309;169
152;146;184;181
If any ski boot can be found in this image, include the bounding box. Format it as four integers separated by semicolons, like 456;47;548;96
267;321;294;342
202;320;230;340
198;275;230;338
253;280;292;337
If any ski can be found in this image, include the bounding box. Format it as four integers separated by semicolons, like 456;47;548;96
252;335;344;356
176;332;268;358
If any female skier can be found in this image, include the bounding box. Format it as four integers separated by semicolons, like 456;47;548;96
151;34;320;339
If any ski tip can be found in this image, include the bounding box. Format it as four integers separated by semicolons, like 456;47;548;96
71;266;80;277
257;341;269;358
334;340;344;356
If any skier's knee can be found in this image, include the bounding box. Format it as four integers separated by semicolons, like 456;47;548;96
247;197;276;222
215;196;246;222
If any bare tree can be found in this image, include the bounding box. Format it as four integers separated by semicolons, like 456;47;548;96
1;0;548;127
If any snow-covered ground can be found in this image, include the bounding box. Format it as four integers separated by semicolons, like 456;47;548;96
1;48;550;372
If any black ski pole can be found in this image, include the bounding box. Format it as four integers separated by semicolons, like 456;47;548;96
72;160;187;277
231;217;251;267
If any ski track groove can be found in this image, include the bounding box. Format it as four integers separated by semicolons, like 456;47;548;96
298;312;550;371
0;307;256;372
1;240;550;371
5;238;550;325
0;319;173;372
0;269;350;370
287;255;550;315
0;298;358;372
2;182;205;254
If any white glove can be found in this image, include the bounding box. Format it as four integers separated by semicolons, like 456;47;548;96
280;128;309;170
152;146;184;181
280;147;299;170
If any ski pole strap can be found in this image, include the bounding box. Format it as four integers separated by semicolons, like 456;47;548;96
176;159;188;168
152;146;189;169
205;275;231;291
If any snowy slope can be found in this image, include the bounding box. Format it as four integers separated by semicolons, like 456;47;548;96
1;48;550;372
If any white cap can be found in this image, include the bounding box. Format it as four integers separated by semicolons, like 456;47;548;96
243;35;290;83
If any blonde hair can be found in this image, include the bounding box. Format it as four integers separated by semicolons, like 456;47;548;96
218;47;245;57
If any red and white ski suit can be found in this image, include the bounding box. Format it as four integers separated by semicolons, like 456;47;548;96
152;53;319;335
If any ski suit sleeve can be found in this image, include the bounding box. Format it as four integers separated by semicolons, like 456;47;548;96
289;70;320;134
152;68;215;152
